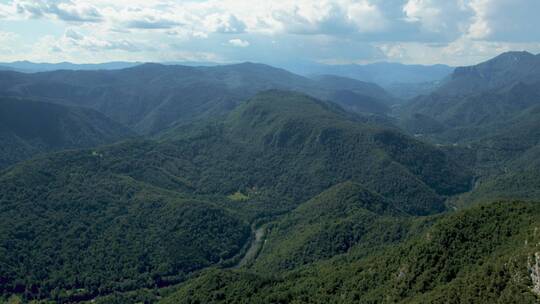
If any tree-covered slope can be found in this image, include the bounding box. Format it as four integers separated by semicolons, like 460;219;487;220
402;80;540;139
0;63;394;134
251;182;416;272
399;52;540;143
0;90;472;302
0;97;133;169
162;90;470;215
0;149;250;302
430;51;540;97
95;90;468;217
397;53;540;206
452;137;540;207
161;201;540;304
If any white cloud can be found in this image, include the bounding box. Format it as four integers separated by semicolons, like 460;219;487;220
269;0;387;35
376;38;540;66
14;0;103;22
0;31;18;41
467;0;540;42
403;0;470;34
0;31;19;58
205;13;246;33
228;38;250;47
1;0;540;65
347;1;387;32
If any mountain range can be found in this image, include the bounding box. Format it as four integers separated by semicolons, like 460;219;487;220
398;51;540;210
0;60;454;99
0;63;397;135
1;51;540;303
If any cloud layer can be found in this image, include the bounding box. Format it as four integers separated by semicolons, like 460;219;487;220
0;0;539;65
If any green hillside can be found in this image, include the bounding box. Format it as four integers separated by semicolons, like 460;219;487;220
0;90;473;302
0;150;250;302
161;201;540;304
396;52;540;211
3;49;540;303
0;63;394;134
0;97;133;169
399;52;540;143
164;90;470;215
250;182;415;272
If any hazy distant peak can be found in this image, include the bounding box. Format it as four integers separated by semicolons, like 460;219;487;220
491;50;535;61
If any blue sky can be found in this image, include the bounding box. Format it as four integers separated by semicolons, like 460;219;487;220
0;0;539;66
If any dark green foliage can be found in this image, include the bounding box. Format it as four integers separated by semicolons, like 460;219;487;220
0;152;250;302
0;97;133;169
395;52;540;209
399;52;540;144
84;91;467;217
161;201;540;304
0;63;394;134
252;182;415;272
216;91;470;215
0;90;473;302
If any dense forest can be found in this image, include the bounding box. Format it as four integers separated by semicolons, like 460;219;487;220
1;51;540;303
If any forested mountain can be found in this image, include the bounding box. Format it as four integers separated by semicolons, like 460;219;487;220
398;51;540;211
160;90;469;215
310;74;395;102
163;200;540;304
288;61;453;99
0;97;133;169
0;90;472;302
401;51;540;139
1;51;540;304
437;51;540;96
0;150;250;301
0;63;394;135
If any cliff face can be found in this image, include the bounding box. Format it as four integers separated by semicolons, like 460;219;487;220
529;252;540;296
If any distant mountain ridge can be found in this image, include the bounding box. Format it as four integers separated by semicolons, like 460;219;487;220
0;61;142;73
290;61;453;85
401;51;540;138
436;51;540;96
399;51;540;208
0;60;454;100
0;62;395;134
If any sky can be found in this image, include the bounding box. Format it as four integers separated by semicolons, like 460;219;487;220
0;0;539;66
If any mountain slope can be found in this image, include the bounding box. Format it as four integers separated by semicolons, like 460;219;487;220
0;97;133;169
0;90;472;302
311;74;395;101
292;62;453;86
161;90;470;215
0;63;394;134
401;52;540;135
0;151;250;302
437;51;540;96
251;182;415;272
161;201;540;304
397;53;540;208
0;60;141;73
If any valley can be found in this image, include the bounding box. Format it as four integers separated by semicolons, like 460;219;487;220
0;51;540;304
